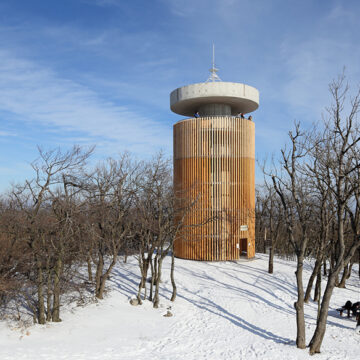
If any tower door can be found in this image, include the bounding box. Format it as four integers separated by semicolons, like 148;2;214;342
240;238;247;257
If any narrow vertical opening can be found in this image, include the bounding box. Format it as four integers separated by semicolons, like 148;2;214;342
240;238;248;258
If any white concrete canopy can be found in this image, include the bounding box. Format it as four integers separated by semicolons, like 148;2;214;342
170;81;259;116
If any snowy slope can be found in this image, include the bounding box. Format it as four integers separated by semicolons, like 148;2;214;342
0;254;359;360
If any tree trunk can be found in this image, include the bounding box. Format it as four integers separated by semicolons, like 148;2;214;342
316;269;321;323
337;264;349;288
153;257;163;308
87;254;93;282
294;256;306;349
323;260;327;277
150;254;158;301
263;227;267;254
136;257;149;303
149;255;154;301
333;242;340;286
96;259;116;299
313;270;321;302
304;257;322;303
46;266;52;322
37;259;46;325
170;249;177;302
330;251;335;273
309;275;337;354
268;246;274;274
136;277;144;305
52;257;62;322
95;253;104;299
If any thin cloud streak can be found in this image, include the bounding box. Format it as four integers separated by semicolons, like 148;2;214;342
0;50;172;156
0;130;16;137
277;2;360;120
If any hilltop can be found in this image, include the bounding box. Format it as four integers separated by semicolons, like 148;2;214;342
0;254;359;359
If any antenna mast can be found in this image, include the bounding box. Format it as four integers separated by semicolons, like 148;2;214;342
207;43;222;82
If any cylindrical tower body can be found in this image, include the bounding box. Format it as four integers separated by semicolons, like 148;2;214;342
171;81;259;260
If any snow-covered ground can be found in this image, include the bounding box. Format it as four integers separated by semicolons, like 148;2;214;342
1;254;359;359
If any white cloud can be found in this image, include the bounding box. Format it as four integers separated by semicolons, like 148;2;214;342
0;50;172;156
160;0;200;17
278;5;360;120
326;3;356;23
82;0;122;7
0;130;16;137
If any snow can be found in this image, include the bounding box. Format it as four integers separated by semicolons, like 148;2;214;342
1;254;359;359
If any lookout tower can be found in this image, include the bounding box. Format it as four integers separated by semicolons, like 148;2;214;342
171;53;259;260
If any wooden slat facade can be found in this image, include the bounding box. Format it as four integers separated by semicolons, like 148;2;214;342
173;116;255;261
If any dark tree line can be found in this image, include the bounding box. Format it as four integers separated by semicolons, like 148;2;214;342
257;73;360;354
0;148;184;325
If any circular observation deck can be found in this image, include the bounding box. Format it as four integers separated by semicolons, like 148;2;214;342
170;81;259;117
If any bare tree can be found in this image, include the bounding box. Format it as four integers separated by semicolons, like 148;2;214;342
259;183;285;273
255;188;269;254
9;145;93;324
47;174;87;322
305;74;360;354
85;155;138;300
303;158;335;304
133;153;192;307
133;154;172;306
0;198;30;317
269;123;314;349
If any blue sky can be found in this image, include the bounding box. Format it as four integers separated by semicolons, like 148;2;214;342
0;0;359;191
